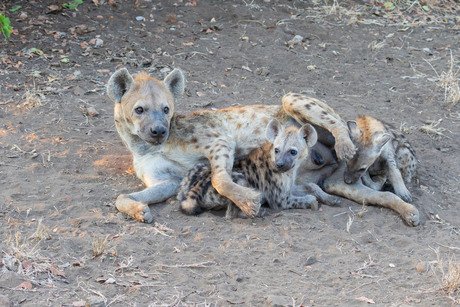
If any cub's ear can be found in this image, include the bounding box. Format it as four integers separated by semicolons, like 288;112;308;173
164;69;185;102
347;120;362;141
299;123;318;148
266;119;282;143
107;68;134;103
375;133;391;150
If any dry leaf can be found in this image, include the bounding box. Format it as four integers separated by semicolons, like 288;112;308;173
50;263;66;277
17;281;33;289
166;14;176;23
356;296;375;304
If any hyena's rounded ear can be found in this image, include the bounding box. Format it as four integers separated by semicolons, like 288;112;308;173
107;68;134;103
375;133;391;150
347;120;361;140
266;119;282;143
299;124;318;148
164;69;185;102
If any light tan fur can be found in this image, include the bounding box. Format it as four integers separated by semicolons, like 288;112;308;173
107;69;355;223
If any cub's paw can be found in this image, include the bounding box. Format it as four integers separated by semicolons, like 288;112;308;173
322;195;342;207
395;187;412;203
116;194;154;223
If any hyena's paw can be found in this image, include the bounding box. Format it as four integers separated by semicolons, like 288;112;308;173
395;186;412;203
236;190;261;217
321;194;342;207
403;206;420;227
334;136;356;161
116;194;154;223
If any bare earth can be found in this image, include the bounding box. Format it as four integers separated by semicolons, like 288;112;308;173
0;0;459;306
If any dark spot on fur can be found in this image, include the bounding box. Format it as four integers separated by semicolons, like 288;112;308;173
214;155;220;160
292;94;300;98
190;137;198;143
322;111;328;115
236;123;242;129
223;154;229;159
204;145;211;150
329;120;335;125
305;104;311;110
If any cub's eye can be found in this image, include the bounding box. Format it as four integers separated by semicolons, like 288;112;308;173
358;167;367;172
163;106;170;114
135;107;144;114
274;148;280;154
290;149;297;156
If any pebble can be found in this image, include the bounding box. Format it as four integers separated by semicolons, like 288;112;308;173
136;16;145;21
87;107;100;117
305;255;317;266
415;261;428;273
266;295;293;307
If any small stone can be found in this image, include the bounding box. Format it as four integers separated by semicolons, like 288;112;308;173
415;261;428;273
86;107;100;117
136;16;145;21
236;275;244;282
19;12;28;20
305;255;317;266
89;38;104;48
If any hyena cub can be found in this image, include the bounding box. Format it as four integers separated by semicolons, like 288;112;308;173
177;119;319;217
344;115;417;202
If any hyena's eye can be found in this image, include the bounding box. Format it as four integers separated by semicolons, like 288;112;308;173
358;167;367;172
290;149;297;156
163;106;170;114
274;148;280;154
135;107;144;114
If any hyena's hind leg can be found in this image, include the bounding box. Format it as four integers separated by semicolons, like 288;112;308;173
282;93;356;161
395;144;417;183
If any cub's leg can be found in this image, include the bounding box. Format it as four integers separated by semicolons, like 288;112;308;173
302;183;342;206
324;163;420;227
385;157;412;203
284;194;319;211
282;93;356;161
361;172;387;191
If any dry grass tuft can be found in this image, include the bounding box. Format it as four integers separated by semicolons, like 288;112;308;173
419;119;449;139
22;78;42;108
439;52;460;105
92;234;110;257
433;249;460;304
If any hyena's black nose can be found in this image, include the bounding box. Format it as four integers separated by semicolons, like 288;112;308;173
150;126;167;137
276;162;285;169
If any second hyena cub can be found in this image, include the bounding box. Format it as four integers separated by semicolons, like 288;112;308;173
177;119;319;217
344;115;417;202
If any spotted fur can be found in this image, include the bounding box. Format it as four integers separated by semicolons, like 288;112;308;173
177;120;320;217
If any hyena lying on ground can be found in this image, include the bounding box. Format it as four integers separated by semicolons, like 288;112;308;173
107;68;419;226
343;115;417;202
177;119;341;217
322;115;419;226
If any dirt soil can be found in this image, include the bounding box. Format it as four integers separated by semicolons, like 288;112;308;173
1;0;459;306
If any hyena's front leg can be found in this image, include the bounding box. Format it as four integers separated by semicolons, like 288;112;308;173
324;163;420;226
116;178;180;223
361;172;387;191
207;142;261;217
386;158;412;203
282;93;356;161
284;194;319;211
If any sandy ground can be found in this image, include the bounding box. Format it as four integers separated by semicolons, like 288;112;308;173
0;0;459;306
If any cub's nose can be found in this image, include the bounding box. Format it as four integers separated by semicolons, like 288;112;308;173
276;162;285;169
150;126;167;137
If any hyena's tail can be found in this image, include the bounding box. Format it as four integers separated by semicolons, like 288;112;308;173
177;163;210;216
